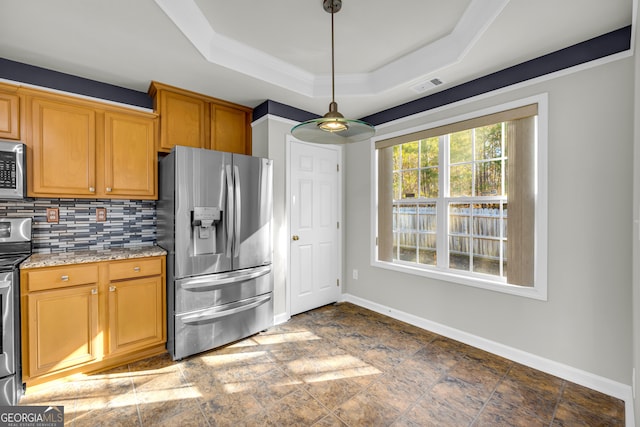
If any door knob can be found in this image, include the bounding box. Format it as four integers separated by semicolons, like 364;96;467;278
292;235;299;241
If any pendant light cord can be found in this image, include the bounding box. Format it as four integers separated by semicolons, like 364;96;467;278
330;3;336;105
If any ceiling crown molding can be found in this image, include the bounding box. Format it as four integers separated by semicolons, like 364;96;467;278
153;0;510;98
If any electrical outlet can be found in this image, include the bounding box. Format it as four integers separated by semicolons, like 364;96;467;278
352;269;358;280
96;208;107;222
46;208;59;223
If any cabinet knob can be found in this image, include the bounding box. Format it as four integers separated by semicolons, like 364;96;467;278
292;235;299;241
60;275;69;281
109;286;116;292
133;267;141;272
89;187;95;192
91;288;98;295
106;187;112;192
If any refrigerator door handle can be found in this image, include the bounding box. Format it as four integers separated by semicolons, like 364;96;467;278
181;294;272;324
178;265;272;291
233;165;242;258
225;164;235;258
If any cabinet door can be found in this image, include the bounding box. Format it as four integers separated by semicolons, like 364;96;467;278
158;90;206;151
30;97;96;196
107;276;165;356
211;104;251;154
27;284;99;378
0;88;19;140
104;112;157;199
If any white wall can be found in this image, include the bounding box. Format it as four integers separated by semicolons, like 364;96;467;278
344;57;634;385
252;116;293;319
632;1;640;422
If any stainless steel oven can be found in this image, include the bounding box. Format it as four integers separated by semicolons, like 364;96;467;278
0;141;26;200
0;218;32;405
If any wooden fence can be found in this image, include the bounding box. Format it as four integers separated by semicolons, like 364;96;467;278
393;204;506;259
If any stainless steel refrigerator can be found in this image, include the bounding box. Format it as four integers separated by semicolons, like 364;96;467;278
158;146;273;360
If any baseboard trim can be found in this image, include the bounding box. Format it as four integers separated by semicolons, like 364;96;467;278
341;293;635;426
273;312;290;326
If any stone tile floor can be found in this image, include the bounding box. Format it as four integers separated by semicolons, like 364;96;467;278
20;302;625;426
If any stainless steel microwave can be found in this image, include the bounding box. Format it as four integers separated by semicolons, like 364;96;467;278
0;141;25;200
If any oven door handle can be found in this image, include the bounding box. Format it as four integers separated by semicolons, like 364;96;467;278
179;265;271;291
181;294;271;324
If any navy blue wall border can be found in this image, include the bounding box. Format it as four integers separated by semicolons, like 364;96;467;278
1;25;631;124
254;25;631;126
361;25;631;126
253;99;317;123
0;58;152;109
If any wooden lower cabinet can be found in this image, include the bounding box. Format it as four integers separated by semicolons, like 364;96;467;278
27;284;99;378
20;256;166;387
108;275;164;356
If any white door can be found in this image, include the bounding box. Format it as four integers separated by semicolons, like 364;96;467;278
289;139;341;316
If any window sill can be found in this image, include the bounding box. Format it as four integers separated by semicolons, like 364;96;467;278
371;259;547;301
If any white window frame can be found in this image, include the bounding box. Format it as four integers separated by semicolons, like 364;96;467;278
371;94;548;300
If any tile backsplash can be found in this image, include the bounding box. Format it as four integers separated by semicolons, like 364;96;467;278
0;198;156;253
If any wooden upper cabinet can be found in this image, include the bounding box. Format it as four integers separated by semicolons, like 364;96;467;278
0;83;20;140
149;81;252;154
30;96;97;196
24;89;158;200
149;81;207;152
104;111;157;198
211;104;251;155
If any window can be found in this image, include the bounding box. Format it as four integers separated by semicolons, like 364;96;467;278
374;98;547;299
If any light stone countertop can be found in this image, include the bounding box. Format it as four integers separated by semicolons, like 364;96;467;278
20;246;167;269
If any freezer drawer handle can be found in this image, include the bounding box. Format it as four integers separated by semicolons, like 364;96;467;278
180;265;271;291
181;294;271;324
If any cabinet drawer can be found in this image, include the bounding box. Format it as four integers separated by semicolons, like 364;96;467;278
26;265;99;292
108;258;162;281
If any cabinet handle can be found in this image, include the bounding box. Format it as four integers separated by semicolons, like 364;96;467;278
106;187;112;192
91;288;97;295
60;275;69;281
89;187;95;192
133;267;141;272
109;286;116;292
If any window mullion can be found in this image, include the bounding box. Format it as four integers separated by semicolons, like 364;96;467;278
437;135;449;268
470;129;476;272
416;142;422;257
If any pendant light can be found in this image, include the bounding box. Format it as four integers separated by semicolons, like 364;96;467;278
291;0;375;144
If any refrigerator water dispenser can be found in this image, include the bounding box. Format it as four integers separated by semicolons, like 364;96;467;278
191;206;221;255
